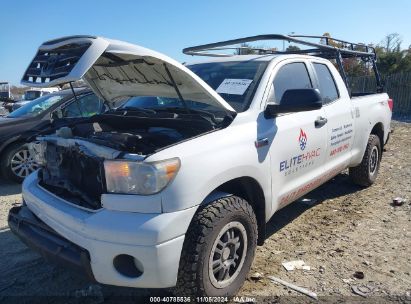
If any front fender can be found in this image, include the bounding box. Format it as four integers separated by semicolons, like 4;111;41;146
0;135;21;155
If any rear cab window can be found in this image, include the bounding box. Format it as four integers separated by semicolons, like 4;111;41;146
312;63;339;104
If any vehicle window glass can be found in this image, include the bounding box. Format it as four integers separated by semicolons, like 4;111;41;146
24;90;42;100
273;62;312;103
187;61;268;112
313;63;339;104
7;94;64;118
62;94;102;118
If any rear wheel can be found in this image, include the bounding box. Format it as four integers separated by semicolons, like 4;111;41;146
176;196;257;297
0;143;39;183
349;134;381;187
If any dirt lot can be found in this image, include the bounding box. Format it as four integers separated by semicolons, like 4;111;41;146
0;122;410;303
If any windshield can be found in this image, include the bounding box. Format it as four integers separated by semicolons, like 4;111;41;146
187;61;268;112
8;94;64;118
24;90;42;100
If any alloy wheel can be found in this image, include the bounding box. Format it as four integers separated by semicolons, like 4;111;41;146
208;221;248;289
10;148;39;178
369;146;379;175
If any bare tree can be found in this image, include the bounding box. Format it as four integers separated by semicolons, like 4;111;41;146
379;33;402;53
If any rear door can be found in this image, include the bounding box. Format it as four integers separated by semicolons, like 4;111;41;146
265;59;328;209
309;60;355;171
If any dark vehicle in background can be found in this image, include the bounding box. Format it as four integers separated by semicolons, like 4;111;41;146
0;88;105;182
0;82;13;115
0;104;7;116
0;82;12;101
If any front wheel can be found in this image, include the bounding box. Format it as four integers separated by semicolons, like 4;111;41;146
176;196;257;297
349;134;381;187
0;143;39;183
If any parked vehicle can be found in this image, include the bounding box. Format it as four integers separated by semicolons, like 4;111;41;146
1;82;14;113
23;87;60;101
0;104;7;116
9;35;392;297
0;82;12;101
4;87;60;112
0;88;105;182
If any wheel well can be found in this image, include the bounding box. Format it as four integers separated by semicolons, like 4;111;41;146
371;123;384;148
0;140;23;159
206;177;266;246
0;141;13;160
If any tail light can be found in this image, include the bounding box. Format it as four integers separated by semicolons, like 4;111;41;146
388;98;393;111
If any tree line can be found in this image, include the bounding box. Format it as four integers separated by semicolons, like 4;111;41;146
322;32;411;77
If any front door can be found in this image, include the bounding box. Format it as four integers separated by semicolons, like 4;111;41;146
264;60;328;210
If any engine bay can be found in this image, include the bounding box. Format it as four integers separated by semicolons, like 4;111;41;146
32;111;222;209
56;111;218;155
72;123;185;156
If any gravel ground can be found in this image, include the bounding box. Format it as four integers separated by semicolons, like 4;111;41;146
0;121;410;303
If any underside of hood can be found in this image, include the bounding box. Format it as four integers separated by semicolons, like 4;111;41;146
21;35;236;113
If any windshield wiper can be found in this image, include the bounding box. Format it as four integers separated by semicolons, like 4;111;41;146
155;107;220;124
113;106;157;115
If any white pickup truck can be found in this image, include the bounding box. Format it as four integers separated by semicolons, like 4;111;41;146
9;35;392;297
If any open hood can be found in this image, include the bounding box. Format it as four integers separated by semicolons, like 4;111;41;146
21;35;235;113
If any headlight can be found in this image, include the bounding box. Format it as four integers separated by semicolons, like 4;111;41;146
104;158;180;195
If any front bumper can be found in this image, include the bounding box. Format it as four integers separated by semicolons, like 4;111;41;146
8;205;95;281
11;172;198;288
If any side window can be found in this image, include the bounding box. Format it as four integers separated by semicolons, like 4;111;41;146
62;94;102;118
272;62;312;103
313;63;339;104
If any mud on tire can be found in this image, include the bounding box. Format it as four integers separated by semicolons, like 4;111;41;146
175;195;257;297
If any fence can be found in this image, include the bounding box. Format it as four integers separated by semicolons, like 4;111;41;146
350;72;411;119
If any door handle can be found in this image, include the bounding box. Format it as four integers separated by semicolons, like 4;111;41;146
255;138;269;148
315;116;328;128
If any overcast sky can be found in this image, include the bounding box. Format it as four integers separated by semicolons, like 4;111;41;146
1;0;410;85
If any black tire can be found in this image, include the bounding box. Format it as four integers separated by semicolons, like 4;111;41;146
349;134;381;187
0;143;38;183
175;196;257;297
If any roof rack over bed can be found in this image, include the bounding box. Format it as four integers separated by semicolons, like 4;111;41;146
183;34;383;93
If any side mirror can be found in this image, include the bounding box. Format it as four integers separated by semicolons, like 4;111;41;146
265;88;322;118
